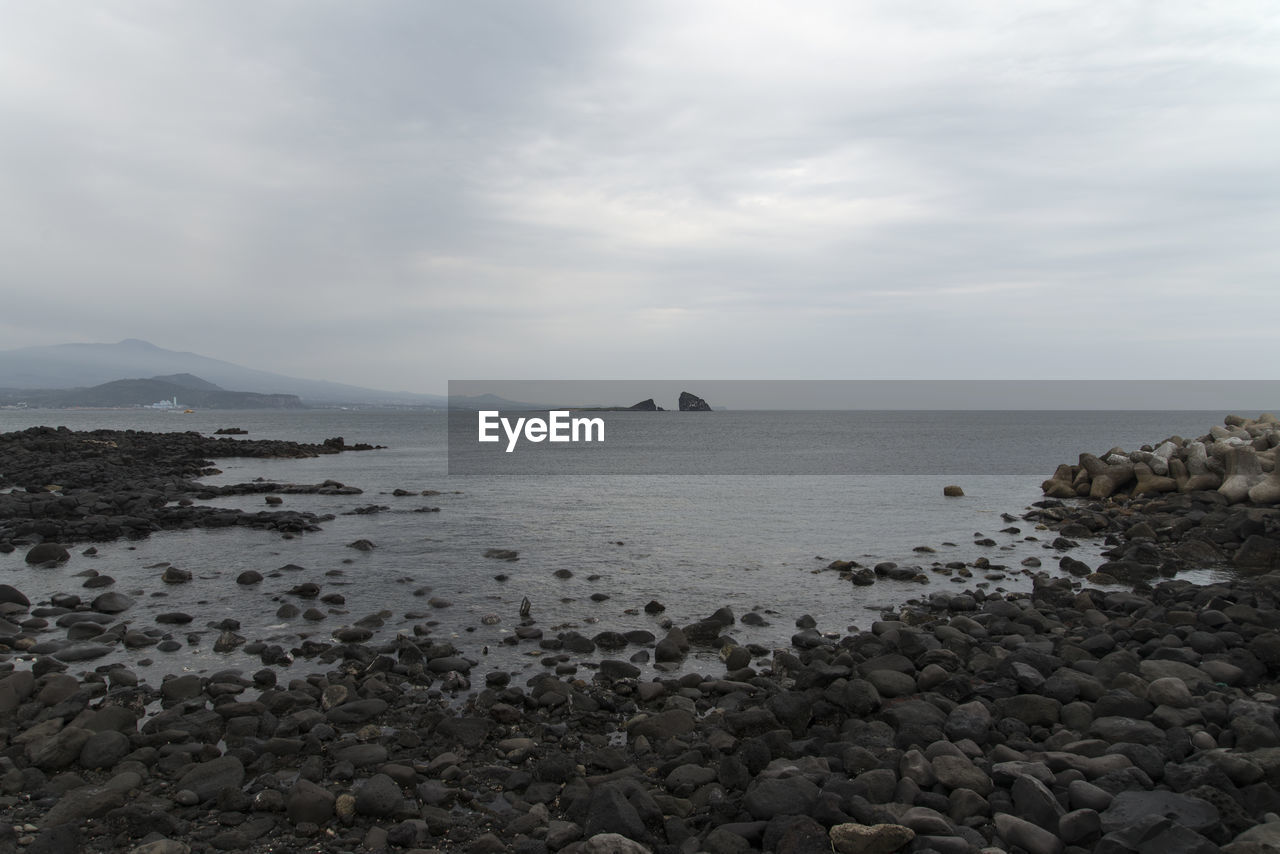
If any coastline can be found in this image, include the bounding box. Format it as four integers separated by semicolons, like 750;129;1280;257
1;420;1279;853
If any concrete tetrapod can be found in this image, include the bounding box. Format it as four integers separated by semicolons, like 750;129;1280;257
1248;454;1280;504
1219;446;1264;504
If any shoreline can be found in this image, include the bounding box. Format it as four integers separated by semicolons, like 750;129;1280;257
1;421;1279;853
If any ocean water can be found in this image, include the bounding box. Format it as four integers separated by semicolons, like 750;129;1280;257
0;408;1240;682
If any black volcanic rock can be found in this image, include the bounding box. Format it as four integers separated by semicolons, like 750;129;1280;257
629;398;663;411
0;426;379;545
678;391;712;411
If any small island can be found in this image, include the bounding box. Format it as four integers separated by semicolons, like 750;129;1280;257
571;393;714;411
678;390;712;411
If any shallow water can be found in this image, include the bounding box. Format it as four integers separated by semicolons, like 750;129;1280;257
0;409;1238;684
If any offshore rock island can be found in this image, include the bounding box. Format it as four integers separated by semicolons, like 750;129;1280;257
678;392;712;412
0;418;1278;853
575;391;711;412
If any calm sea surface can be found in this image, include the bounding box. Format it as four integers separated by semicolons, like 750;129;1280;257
0;409;1240;682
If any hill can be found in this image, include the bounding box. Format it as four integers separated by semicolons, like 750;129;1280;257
0;339;446;407
0;376;303;410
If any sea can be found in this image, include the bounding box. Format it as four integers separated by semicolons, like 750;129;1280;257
0;408;1243;684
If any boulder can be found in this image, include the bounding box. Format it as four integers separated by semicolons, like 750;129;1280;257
0;584;30;606
1235;535;1280;572
91;592;133;613
176;755;245;802
742;777;820;820
582;834;653;854
995;813;1064;854
1099;791;1219;835
829;823;915;854
354;774;403;817
583;786;646;841
287;779;335;825
25;543;70;565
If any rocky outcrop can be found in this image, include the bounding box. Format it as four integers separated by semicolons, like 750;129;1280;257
0;427;380;545
628;399;663;411
678;391;712;411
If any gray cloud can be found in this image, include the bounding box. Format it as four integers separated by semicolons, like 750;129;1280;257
1;2;1275;391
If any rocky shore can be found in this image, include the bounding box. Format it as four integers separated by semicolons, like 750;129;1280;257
1032;414;1280;582
2;420;1280;854
0;426;380;546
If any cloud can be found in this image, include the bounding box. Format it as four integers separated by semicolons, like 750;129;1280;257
1;1;1276;389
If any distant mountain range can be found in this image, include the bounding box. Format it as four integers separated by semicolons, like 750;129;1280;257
0;339;449;407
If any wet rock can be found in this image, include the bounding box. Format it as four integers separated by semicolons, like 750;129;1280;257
79;730;132;769
829;823;916;854
743;776;820;820
161;566;192;583
91;591;133;613
176;755;245;803
29;725;93;770
25;543;70;565
213;631;245;652
354;773;403;817
41;782;128;827
0;583;30;606
287;779;335;825
581;834;651;854
1100;790;1220;835
161;673;203;702
53;642;114;662
1012;773;1066;829
1089;716;1165;745
1097;815;1218;854
995;812;1064;854
583;786;646;841
1059;808;1102;846
25;824;80;854
627;708;695;741
932;755;992;796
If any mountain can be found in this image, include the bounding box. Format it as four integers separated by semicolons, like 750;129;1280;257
0;339;447;407
0;376;304;410
151;373;224;392
446;393;545;411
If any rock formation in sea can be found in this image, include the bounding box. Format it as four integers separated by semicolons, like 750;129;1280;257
678;391;712;411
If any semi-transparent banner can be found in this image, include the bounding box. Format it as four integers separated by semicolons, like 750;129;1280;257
446;380;1279;475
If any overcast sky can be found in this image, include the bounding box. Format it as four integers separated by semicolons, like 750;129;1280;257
2;2;1276;393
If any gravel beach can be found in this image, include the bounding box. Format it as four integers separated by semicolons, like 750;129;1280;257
2;420;1279;854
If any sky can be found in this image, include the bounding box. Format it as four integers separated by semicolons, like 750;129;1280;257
1;2;1277;394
